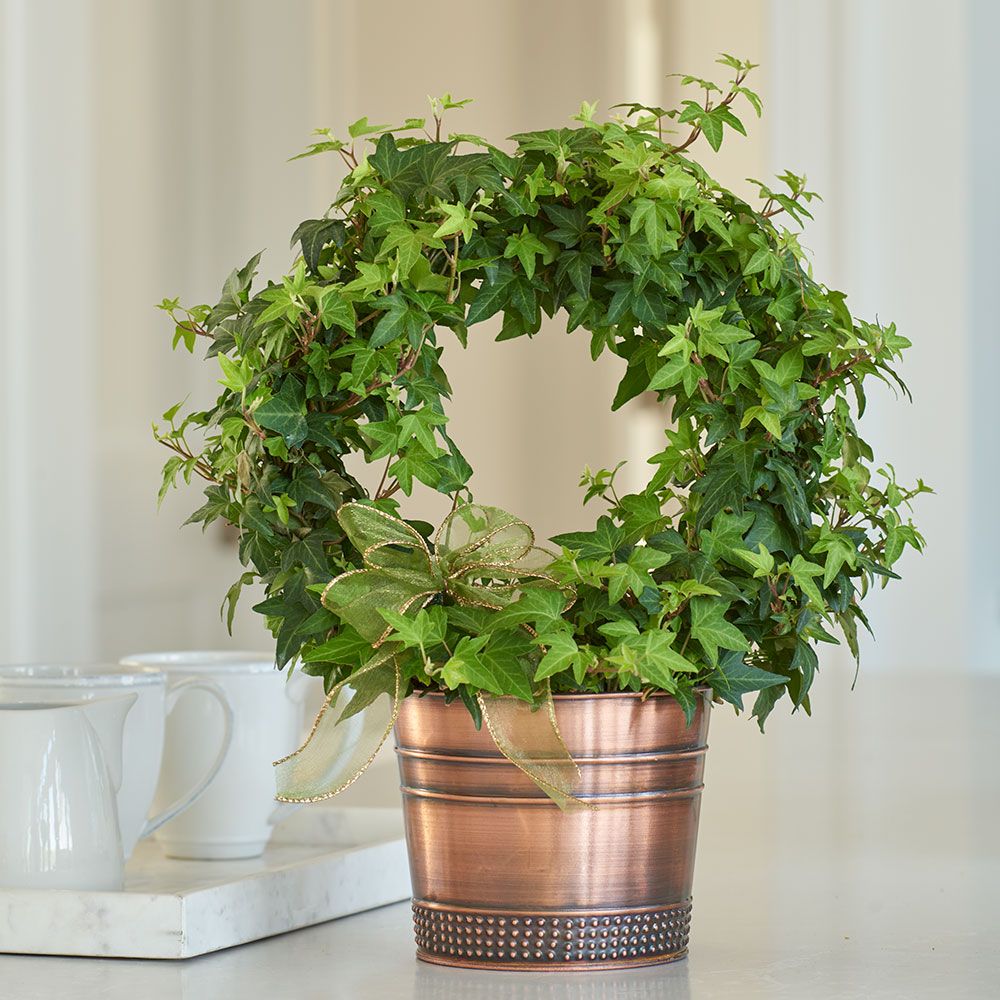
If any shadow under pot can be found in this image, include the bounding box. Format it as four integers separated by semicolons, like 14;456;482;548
394;690;710;971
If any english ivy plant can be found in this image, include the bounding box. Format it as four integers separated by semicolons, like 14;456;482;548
157;57;926;729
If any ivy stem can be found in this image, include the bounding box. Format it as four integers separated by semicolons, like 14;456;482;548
446;234;461;303
330;323;432;414
157;438;219;484
690;351;719;403
374;453;393;500
669;69;747;155
812;351;868;387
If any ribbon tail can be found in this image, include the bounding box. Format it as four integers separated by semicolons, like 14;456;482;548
478;686;591;812
273;649;401;803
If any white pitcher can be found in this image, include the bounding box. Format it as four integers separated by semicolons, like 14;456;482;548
0;665;234;859
0;694;136;890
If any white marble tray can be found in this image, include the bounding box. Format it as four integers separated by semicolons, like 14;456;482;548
0;806;411;959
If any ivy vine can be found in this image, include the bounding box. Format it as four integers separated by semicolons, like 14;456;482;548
157;57;926;727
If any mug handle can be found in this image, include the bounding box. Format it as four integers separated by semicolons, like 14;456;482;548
139;678;234;840
267;802;302;826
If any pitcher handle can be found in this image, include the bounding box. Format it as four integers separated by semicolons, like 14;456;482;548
139;678;234;840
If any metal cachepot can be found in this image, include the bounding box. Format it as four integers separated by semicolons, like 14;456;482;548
394;690;710;971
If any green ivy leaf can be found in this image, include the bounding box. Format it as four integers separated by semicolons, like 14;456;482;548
318;289;356;334
623;631;699;688
466;268;517;326
790;639;818;707
255;379;307;448
689;597;750;666
378;606;447;649
552;516;625;559
534;631;580;681
709;651;786;708
692;454;745;529
790;554;826;608
291;219;348;273
441;632;534;701
370;299;422;349
504;226;549;280
302;628;372;667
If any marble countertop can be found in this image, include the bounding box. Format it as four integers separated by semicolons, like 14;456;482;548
2;672;998;1000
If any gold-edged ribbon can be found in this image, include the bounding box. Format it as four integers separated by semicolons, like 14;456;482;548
273;646;400;803
477;691;584;812
274;502;586;809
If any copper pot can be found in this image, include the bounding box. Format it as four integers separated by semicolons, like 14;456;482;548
394;690;710;971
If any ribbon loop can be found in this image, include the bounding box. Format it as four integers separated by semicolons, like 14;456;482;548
436;504;537;572
274;647;401;803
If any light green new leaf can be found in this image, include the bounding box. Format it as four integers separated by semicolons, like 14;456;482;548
699;111;724;151
609;630;690;685
744;247;773;276
628;630;699;687
811;529;858;588
397;407;447;454
630;198;676;257
774;347;804;386
433;201;476;242
381;224;425;280
441;632;534;701
741;405;782;439
348;116;392;139
504;227;549;280
318;288;356;334
378;606;447;649
217;354;249;392
648;355;689;391
790;554;826;608
733;542;775;578
534;631;580;681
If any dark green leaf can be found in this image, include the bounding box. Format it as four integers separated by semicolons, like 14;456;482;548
255;379;308;448
709;652;786;709
291;219;347;273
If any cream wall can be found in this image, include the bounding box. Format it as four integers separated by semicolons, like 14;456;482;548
768;0;985;672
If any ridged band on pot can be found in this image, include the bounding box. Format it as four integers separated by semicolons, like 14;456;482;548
394;690;710;971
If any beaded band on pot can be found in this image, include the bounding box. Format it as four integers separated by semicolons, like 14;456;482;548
412;900;693;970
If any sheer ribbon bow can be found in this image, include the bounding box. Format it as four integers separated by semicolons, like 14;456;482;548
274;502;584;809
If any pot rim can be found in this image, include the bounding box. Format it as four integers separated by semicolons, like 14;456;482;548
408;687;711;702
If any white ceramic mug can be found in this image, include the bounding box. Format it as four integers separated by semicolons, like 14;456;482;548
0;665;233;860
120;651;310;860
